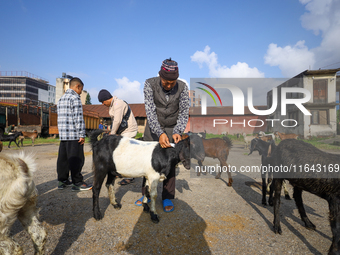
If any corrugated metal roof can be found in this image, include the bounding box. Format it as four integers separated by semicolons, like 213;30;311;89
82;104;146;118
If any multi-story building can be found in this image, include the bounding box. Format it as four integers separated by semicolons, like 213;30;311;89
267;68;340;138
0;71;55;105
189;90;201;107
56;73;88;104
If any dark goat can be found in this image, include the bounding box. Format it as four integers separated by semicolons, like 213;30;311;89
182;133;205;162
271;139;340;254
90;130;193;223
248;138;291;206
0;131;23;148
197;136;233;186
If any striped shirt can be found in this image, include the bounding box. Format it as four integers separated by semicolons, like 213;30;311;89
144;79;189;137
57;89;85;140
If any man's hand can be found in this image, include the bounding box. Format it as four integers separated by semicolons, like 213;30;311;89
172;133;182;144
159;133;171;148
78;137;85;145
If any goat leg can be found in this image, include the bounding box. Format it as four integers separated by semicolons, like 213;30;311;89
261;175;267;206
273;179;283;234
283;181;291;200
18;197;46;255
197;160;202;176
227;167;233;186
106;173;121;209
92;171;107;220
106;184;121;209
142;182;150;213
293;187;316;230
328;195;340;255
149;179;159;224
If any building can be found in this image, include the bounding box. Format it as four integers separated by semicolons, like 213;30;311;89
188;106;268;135
0;71;55;105
267;68;340;138
82;103;147;133
55;73;88;104
189;90;201;107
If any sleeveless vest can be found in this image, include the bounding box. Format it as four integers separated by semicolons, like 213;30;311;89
143;77;186;141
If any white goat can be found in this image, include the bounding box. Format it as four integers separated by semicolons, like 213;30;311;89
258;131;275;141
0;152;46;255
242;133;257;149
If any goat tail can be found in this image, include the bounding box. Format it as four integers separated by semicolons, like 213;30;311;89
0;152;37;219
222;136;233;148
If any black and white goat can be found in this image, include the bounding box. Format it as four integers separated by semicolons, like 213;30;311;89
90;130;196;223
271;139;340;254
248;138;291;206
0;152;46;255
0;131;23;148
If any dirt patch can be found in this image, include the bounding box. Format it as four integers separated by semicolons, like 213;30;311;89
2;142;334;254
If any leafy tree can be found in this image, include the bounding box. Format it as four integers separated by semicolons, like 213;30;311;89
85;93;92;105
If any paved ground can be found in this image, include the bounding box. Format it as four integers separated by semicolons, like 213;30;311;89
2;141;336;254
318;135;340;145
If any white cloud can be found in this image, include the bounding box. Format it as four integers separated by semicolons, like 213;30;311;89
113;77;143;103
264;41;315;77
265;0;340;76
191;45;265;78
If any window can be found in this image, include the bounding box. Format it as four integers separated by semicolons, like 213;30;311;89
313;79;327;103
311;110;328;125
288;111;299;126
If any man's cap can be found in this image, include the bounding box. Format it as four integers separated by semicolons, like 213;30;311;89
98;89;112;102
159;58;179;81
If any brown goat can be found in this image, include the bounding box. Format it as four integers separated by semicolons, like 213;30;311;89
274;131;298;140
20;130;38;147
259;135;273;142
183;133;233;186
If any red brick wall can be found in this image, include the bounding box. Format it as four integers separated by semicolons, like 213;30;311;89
188;115;267;135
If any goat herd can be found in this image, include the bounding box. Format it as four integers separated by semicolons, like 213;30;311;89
0;130;38;151
0;129;339;254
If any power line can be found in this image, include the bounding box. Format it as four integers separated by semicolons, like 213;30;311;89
320;62;340;69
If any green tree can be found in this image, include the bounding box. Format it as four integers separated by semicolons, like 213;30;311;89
85;93;92;105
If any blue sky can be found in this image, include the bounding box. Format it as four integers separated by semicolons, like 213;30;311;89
1;0;339;104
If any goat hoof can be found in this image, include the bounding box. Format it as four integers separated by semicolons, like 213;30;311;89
215;175;220;179
143;203;150;213
273;225;282;234
93;211;103;221
150;212;159;223
262;202;267;206
303;218;316;230
268;199;273;206
197;172;200;176
113;203;122;210
285;195;292;200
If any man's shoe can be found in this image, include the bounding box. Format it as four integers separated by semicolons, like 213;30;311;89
58;179;72;190
72;182;93;191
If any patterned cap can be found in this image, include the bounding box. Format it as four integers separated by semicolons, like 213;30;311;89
159;58;179;81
